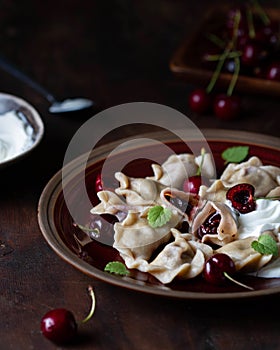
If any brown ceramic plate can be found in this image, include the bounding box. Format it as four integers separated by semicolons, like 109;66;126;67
170;6;280;96
38;129;280;300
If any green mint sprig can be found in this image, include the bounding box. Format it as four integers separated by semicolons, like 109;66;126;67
147;205;172;228
222;146;249;165
251;234;278;257
104;261;129;276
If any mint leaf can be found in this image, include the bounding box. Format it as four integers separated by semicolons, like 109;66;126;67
251;234;278;257
222;146;249;164
104;261;129;275
147;205;172;228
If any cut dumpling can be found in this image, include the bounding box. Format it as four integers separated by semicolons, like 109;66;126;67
216;236;273;272
220;156;280;197
191;201;238;246
160;187;200;223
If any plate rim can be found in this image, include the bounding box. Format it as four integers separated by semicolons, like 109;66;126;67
37;129;280;300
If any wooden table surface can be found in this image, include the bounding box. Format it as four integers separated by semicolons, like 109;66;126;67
0;1;279;349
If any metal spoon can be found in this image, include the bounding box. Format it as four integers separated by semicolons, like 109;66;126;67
0;55;95;114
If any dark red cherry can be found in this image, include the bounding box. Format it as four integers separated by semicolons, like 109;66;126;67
226;6;247;39
41;308;77;344
183;175;210;194
95;172;118;193
226;183;256;214
95;172;103;192
214;94;241;120
241;40;268;67
255;21;279;47
204;253;236;285
197;211;221;240
266;61;280;81
188;89;211;114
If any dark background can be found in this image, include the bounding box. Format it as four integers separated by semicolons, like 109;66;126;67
0;1;280;349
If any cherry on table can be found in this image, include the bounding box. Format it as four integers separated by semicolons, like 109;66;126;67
41;308;77;345
213;94;241;120
188;89;211;114
203;253;236;285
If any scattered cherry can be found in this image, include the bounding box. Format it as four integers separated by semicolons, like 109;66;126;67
203;253;236;285
41;308;77;345
197;211;221;239
41;286;96;345
226;183;256;213
213;94;241;120
188;89;211;114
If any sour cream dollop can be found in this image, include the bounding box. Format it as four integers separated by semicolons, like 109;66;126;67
0;110;34;162
238;199;280;239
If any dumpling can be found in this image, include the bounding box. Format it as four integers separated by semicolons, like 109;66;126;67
115;172;164;206
191;201;238;246
113;210;181;266
199;179;229;203
148;152;215;189
216;236;273;272
160;187;200;223
147;229;210;283
220;156;279;197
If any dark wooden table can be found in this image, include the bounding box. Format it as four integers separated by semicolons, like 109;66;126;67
0;1;279;349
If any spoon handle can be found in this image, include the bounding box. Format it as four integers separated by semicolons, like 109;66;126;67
0;55;56;104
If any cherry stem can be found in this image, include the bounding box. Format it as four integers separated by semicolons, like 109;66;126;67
246;7;255;39
205;10;240;95
204;51;242;62
81;286;96;324
206;49;229;94
255;196;280;200
196;148;205;176
205;33;225;49
250;0;270;26
227;55;240;96
224;272;254;291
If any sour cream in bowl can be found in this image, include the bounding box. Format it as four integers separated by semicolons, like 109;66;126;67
0;93;44;168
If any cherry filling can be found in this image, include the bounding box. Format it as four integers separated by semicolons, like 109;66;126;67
226;183;256;214
197;212;221;239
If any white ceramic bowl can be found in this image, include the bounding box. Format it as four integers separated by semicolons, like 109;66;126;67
0;92;44;168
